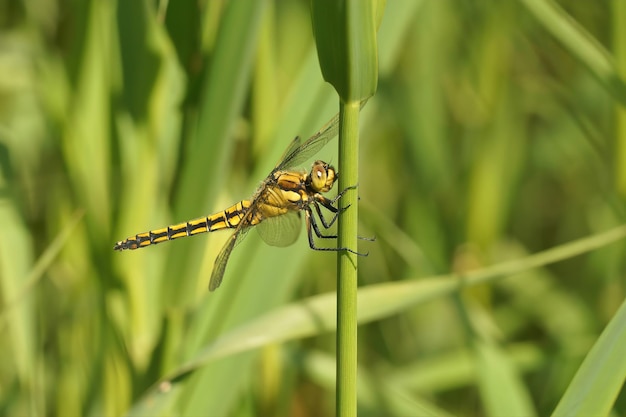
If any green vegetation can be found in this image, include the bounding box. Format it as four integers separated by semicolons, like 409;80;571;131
0;0;625;416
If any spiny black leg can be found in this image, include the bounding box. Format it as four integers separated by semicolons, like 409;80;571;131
330;184;358;204
313;200;376;242
315;195;340;213
313;184;358;214
305;208;368;256
312;198;375;243
314;189;355;226
313;201;340;229
309;206;337;239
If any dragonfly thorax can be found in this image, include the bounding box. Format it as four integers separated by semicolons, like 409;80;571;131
307;160;337;193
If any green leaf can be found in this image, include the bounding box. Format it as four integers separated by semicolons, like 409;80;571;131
551;296;626;417
311;0;379;101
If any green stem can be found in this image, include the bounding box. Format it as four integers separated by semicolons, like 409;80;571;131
336;100;361;416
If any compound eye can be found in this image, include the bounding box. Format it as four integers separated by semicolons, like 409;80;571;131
308;160;336;193
310;162;327;191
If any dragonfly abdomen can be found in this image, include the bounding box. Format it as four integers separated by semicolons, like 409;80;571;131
114;200;252;250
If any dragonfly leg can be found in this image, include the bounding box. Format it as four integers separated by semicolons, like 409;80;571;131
314;184;358;213
313;201;340;229
305;208;368;256
309;205;337;239
312;199;376;242
331;184;358;204
313;187;356;227
314;195;339;213
312;193;376;243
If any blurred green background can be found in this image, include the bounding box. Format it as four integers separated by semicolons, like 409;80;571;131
1;0;625;416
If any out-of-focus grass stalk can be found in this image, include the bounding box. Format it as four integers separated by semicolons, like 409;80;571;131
613;0;626;196
520;0;626;105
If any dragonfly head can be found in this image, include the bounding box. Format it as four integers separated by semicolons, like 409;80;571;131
308;160;337;193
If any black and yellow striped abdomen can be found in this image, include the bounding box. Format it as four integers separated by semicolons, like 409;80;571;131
114;200;253;250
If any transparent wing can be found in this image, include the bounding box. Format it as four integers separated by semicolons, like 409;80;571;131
256;211;301;247
208;194;270;291
277;113;339;170
277;99;368;170
208;225;253;291
208;208;300;290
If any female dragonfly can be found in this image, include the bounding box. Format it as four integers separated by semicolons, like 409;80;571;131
114;111;367;291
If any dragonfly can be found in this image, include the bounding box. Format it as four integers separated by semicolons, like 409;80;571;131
114;110;368;291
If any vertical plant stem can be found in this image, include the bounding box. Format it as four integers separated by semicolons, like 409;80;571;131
336;100;361;416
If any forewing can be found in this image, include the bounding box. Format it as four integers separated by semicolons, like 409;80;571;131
277;100;368;170
256;211;301;247
277;113;339;170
